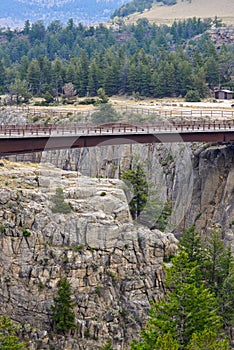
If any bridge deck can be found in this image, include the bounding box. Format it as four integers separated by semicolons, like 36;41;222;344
0;120;234;155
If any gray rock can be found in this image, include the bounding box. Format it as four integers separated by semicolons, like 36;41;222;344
0;161;178;349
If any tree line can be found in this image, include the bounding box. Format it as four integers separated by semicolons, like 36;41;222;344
0;17;233;104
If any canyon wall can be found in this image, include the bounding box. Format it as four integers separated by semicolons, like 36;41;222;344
36;142;234;250
0;161;177;349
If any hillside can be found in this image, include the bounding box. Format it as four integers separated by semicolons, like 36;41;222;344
0;0;128;28
124;0;234;26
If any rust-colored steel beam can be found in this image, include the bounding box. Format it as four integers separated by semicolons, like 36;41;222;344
0;130;234;155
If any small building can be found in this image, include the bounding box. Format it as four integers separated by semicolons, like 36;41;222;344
214;89;233;100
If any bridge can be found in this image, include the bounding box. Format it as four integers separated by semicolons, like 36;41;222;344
0;120;234;155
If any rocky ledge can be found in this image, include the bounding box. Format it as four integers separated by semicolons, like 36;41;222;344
0;161;177;349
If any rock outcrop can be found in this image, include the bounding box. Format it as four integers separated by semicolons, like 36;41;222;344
182;144;234;249
38;142;234;250
0;161;178;349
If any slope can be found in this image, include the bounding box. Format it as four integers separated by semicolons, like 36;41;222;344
125;0;234;25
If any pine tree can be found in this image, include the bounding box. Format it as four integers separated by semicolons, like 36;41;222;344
51;188;72;214
179;225;204;263
121;164;148;220
51;278;76;334
180;226;234;342
187;329;230;350
131;253;227;350
91;103;119;124
0;60;6;93
101;339;113;350
203;228;232;290
0;316;27;349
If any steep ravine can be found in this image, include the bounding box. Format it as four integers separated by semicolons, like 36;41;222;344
0;161;178;349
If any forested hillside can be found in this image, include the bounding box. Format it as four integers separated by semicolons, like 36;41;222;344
0;17;233;103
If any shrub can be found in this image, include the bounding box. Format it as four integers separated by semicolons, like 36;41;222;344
51;188;72;214
0;315;27;349
185;90;201;102
22;228;31;237
91;103;119;124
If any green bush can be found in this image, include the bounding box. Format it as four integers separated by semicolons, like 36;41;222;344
22;228;31;237
91;103;119;124
51;188;72;214
185;90;201;102
0;316;28;349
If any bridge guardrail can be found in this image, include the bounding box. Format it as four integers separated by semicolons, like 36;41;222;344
0;120;234;137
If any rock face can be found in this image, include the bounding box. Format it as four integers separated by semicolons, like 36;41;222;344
38;142;234;250
182;144;234;250
6;139;234;249
0;161;178;349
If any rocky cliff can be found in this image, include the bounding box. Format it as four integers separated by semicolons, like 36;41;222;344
35;142;234;251
0;160;178;349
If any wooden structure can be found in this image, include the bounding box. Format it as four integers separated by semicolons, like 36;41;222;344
214;89;233;100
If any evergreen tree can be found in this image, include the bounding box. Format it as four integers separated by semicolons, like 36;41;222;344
203;228;233;294
0;60;6;93
219;269;234;335
192;67;209;98
0;316;27;349
51;278;76;334
184;90;201;102
205;57;220;88
187;329;230;350
27;59;41;95
101;339;113;350
97;88;109;104
19;56;30;81
88;60;99;96
154;332;180;350
179;225;204;263
91;103;119;124
23;20;30;35
180;226;234;342
51;188;72;214
8;79;31;104
121;164;148;220
78;50;89;96
51;58;65;100
131;252;227;350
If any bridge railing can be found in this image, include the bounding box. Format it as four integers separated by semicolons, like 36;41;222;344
0;120;234;136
